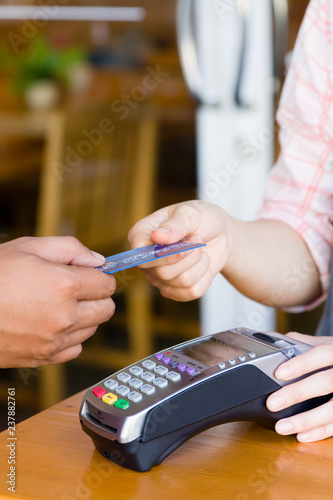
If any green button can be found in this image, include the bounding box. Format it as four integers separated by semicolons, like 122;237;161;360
115;399;130;410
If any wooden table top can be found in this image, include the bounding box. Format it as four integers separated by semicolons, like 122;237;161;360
0;390;332;500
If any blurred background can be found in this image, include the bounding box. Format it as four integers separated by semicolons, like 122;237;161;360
0;0;317;427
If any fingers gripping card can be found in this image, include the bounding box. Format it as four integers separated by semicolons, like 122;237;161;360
96;241;206;274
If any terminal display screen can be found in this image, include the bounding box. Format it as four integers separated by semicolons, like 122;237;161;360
177;337;250;366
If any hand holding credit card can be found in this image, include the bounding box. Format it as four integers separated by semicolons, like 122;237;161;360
96;241;206;274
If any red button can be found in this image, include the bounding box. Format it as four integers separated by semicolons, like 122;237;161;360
93;386;106;398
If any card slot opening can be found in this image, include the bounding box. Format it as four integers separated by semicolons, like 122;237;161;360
86;412;118;434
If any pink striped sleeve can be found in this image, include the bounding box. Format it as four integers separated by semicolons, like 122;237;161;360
259;0;333;309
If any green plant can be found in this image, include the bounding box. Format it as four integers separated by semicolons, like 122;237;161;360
0;36;87;95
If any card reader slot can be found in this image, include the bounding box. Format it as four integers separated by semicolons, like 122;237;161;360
83;411;118;435
252;332;277;344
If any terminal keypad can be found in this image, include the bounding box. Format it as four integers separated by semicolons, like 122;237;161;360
92;356;182;410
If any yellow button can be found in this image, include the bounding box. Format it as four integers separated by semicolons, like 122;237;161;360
102;392;117;405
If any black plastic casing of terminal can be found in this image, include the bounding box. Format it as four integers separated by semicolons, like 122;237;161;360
80;364;332;472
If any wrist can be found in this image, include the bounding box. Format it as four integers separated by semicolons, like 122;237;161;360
219;213;243;273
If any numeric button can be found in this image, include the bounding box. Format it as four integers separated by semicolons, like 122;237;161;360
117;372;131;384
104;379;118;391
116;385;130;397
129;378;143;389
153;377;168;388
128;391;143;403
141;371;155;383
142;359;156;370
166;371;181;382
154;365;168;376
129;366;143;377
140;384;155;395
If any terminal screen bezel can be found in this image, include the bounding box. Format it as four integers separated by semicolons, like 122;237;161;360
176;337;250;367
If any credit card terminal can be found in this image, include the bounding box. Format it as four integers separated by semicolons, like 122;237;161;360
79;328;332;472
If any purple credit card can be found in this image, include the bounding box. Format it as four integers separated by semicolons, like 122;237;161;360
96;241;206;274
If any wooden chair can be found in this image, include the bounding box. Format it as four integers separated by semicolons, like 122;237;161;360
36;104;158;408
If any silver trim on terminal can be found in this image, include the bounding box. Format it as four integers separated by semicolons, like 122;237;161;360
79;328;313;444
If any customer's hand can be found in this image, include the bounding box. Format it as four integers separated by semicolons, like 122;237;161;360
129;200;321;308
267;332;333;442
128;200;229;302
0;236;116;368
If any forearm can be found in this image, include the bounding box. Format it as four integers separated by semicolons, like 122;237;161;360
223;217;321;308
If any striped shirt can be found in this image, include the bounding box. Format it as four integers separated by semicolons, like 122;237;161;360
259;0;333;308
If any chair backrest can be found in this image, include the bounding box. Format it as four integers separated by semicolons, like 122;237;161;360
36;104;158;409
36;104;157;254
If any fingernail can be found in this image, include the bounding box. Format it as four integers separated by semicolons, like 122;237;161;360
276;420;294;434
276;365;293;379
268;395;285;411
91;250;105;262
156;227;171;233
297;431;312;442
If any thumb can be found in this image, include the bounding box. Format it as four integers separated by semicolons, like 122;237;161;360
150;219;187;245
151;204;202;245
25;236;106;268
